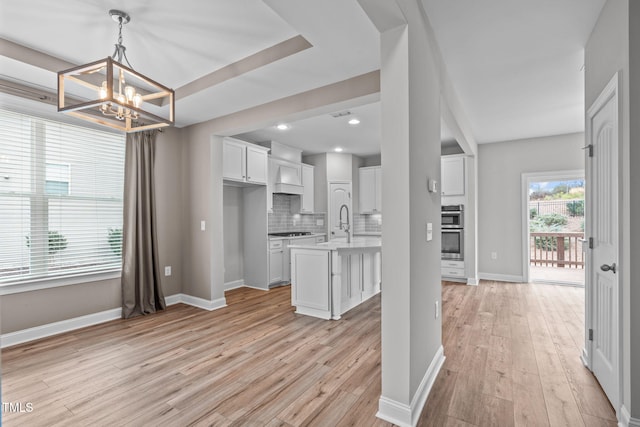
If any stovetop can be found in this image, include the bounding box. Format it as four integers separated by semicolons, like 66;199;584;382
268;231;313;237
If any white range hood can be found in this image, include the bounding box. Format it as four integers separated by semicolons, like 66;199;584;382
274;163;303;195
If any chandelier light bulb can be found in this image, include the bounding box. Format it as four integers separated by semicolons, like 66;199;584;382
99;82;108;100
133;93;143;108
124;86;135;102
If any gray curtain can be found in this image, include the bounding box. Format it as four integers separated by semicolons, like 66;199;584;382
121;130;166;319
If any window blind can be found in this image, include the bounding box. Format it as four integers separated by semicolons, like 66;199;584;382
0;109;125;285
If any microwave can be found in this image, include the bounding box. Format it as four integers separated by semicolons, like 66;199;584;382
442;205;463;229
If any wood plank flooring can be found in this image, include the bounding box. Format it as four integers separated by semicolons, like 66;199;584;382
1;281;616;426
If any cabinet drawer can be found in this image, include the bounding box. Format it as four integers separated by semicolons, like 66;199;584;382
442;267;465;278
269;240;283;250
441;260;464;269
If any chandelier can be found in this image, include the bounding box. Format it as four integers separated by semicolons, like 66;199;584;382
57;10;174;133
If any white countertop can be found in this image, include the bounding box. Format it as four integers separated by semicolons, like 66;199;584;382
268;233;326;241
288;236;381;251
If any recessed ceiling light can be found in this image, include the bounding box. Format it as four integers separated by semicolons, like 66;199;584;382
334;147;343;152
348;118;360;125
276;124;290;131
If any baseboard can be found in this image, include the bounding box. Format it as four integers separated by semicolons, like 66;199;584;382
478;273;525;283
376;345;445;427
1;307;121;349
1;293;226;348
620;405;640;427
178;294;227;311
580;347;590;369
224;279;245;291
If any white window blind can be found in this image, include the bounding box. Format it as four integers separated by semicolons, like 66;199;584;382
0;109;125;285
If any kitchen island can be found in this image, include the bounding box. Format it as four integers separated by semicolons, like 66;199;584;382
288;237;381;320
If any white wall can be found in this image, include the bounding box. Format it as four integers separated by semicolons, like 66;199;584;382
477;133;584;280
223;186;244;284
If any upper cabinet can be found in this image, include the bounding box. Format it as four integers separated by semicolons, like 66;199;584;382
359;166;382;214
223;137;269;185
441;156;465;196
291;163;315;214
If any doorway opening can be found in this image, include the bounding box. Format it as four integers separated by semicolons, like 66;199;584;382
522;171;585;286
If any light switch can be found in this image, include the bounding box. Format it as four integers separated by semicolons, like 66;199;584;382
428;178;438;193
164;266;172;276
426;222;433;241
200;220;206;231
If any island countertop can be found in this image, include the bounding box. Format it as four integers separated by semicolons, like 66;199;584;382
288;237;381;251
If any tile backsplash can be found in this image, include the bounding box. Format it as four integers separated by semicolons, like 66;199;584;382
268;194;326;234
268;194;382;235
353;213;382;234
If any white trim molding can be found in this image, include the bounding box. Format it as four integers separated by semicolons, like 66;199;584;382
377;345;445;427
174;293;227;311
620;405;640;427
224;279;245;291
1;293;226;348
1;307;122;348
478;273;524;283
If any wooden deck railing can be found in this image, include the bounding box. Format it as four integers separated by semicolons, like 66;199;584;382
530;232;585;269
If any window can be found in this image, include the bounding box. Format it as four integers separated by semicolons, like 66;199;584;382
0;109;126;285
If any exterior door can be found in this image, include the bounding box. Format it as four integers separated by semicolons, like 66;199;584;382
586;73;619;411
329;182;352;240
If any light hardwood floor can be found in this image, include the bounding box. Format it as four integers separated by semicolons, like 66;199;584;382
1;281;616;426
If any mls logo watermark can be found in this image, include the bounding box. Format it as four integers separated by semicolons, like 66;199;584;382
1;402;34;413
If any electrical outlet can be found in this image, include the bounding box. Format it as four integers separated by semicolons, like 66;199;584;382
435;301;439;319
164;266;172;276
316;219;324;226
426;222;433;241
491;252;498;260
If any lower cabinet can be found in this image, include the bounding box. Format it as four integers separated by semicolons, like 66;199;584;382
269;240;284;284
441;260;465;279
290;247;381;320
338;252;381;315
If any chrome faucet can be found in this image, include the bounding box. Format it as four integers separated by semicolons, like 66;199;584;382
339;204;351;243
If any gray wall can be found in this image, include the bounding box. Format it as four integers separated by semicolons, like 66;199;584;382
223;186;244;284
587;0;638;417
477;133;584;280
1;127;185;334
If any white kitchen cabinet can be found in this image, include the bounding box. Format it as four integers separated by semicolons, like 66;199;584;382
341;254;362;314
441;156;465;196
359;166;382;214
269;240;284;284
291;164;315;213
223;138;268;185
441;260;465;279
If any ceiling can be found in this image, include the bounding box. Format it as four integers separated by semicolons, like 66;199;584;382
0;1;607;154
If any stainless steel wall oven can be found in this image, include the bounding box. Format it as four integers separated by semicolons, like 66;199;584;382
442;205;464;260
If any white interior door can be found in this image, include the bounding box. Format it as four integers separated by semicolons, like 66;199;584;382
586;73;619;411
329;182;352;240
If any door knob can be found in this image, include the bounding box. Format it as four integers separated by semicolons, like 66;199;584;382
600;263;617;274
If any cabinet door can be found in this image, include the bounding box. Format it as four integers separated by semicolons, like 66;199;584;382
340;254;362;314
359;168;376;213
282;239;290;283
441;157;465;196
301;164;314;213
223;140;246;181
246;146;268;184
269;249;283;284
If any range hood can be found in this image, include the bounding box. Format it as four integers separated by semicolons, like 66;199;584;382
274;164;303;195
